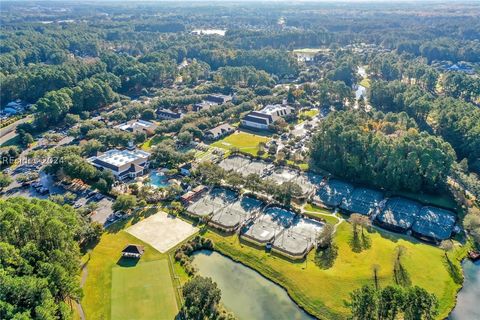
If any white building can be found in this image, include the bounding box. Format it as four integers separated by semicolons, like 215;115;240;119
241;104;293;130
88;149;151;180
114;119;158;136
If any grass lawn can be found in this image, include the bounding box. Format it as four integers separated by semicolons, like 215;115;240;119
205;222;465;320
359;78;371;88
111;260;177;320
141;135;167;150
211;131;271;157
300;109;319;118
81;231;178;320
303;203;340;225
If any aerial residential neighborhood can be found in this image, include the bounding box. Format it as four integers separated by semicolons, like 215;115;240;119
1;1;480;320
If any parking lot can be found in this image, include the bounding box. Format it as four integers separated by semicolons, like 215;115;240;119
89;197;115;225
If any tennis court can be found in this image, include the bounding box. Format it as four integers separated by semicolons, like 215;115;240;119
412;206;456;242
218;156;251;172
210;196;265;230
242;160;271;176
291;173;318;195
265;167;299;184
340;187;384;216
187;187;238;217
272;217;324;258
242;206;296;243
375;197;421;232
315;179;354;207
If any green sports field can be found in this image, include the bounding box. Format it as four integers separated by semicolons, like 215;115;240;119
211;131;271;156
111;260;178;320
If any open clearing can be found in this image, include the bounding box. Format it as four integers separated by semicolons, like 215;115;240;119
111;260;177;320
211;131;270;156
127;212;198;253
82;231;179;320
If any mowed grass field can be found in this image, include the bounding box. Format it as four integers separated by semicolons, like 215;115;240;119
205;222;465;320
111;260;177;320
211;131;271;156
82;231;178;320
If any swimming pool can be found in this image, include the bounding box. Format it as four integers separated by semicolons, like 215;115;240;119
147;171;171;188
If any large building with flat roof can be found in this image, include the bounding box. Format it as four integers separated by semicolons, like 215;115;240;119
241;104;292;130
88;149;151;180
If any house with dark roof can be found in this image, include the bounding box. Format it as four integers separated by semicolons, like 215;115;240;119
205;123;234;140
88;149;151;180
122;244;144;258
205;94;232;104
157;108;183;120
241;104;293;130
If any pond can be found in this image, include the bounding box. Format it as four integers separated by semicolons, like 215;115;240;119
449;259;480;319
147;171;171;188
192;250;314;320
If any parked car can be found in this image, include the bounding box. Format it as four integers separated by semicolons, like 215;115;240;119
37;187;49;195
114;211;125;218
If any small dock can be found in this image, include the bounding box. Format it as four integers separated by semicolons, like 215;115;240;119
467;251;480;261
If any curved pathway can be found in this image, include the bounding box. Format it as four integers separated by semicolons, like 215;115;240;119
74;255;90;320
301;205;345;233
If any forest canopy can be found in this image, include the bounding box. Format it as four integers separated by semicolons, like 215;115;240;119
0;197;86;319
310;111;456;193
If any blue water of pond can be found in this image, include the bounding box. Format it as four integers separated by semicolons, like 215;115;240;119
449;259;480;319
192;250;314;320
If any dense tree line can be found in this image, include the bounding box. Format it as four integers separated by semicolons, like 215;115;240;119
0;197;94;319
213;66;274;88
349;285;438;320
310;111;456;193
430;98;480;171
368;80;480;172
0;59;106;105
33;76;118;129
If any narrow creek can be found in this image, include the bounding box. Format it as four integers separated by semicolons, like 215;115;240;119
192;250;314;320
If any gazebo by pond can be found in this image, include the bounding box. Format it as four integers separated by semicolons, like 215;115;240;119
121;244;145;259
